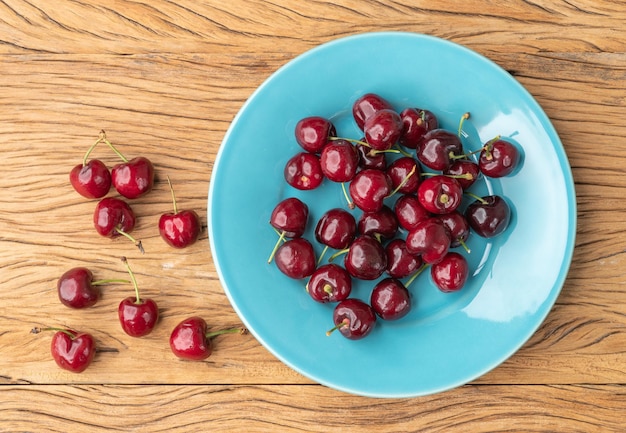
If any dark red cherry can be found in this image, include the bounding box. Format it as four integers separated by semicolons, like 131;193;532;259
295;116;336;153
315;208;356;250
306;263;352;303
70;159;111;199
349;169;391;213
406;218;451;264
270;197;309;238
479;137;520;178
357;205;398;240
431;252;469;293
394;194;431;231
356;141;387;170
386;156;421;194
438;211;470;249
352;93;394;131
399;107;438;149
370;278;411;320
284;152;324;190
111;157;155;199
327;298;377;340
416;129;463;171
417;175;463;215
344;235;387;280
93;197;136;237
319;139;359;182
275;238;316;279
465;195;511;238
385;238;423;279
364;109;403;151
445;160;480;190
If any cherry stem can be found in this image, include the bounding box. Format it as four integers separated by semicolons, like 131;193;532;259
82;135;104;166
267;230;286;264
317;245;329;265
205;327;248;339
393;144;413;158
121;256;142;304
482;135;502;161
464;191;488;204
386;164;417;198
30;327;76;339
405;263;429;288
99;130;129;163
341;182;354;209
421;172;473;181
166;175;178;214
114;227;145;254
326;318;349;336
459;238;472;254
91;278;131;286
457;112;470;138
329;136;369;147
328;248;349;262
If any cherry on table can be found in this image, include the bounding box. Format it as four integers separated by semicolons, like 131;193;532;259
431;251;469;292
306;263;352;303
364;108;403;151
275;238;316;279
479;136;521;178
386;156;421;194
295;116;336;153
169;316;247;361
370;278;412;321
343;235;387;280
93;197;143;253
357;205;398;241
327;298;377;340
352;92;394;131
117;257;159;337
416;129;463;171
31;327;96;373
159;176;201;249
319;139;359;183
394;194;431;231
284;151;324;190
57;267;129;309
406;217;451;264
69;132;112;199
465;195;511;238
399;107;438;149
385;238;423;279
417;175;463;215
349;168;391;213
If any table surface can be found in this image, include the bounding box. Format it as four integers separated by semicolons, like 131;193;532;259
1;1;625;431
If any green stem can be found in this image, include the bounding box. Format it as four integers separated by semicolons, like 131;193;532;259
328;248;349;263
317;245;329;265
30;327;76;339
405;263;429;288
166;175;178;214
83;135;103;166
114;227;145;254
121;257;141;304
458;238;471;254
267;230;286;263
205;327;247;339
329;136;369;147
386;164;416;198
457;112;470;138
326;318;349;336
91;279;131;286
100;130;128;163
464;191;488;204
341;182;354;209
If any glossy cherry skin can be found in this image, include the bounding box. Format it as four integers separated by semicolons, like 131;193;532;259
57;267;99;309
465;195;511;238
399;108;438;149
352;93;394;131
356;142;387;170
118;297;159;337
445;160;480;190
270;197;309;238
416;129;463;171
315;208;356;250
320;139;359;182
349;169;391;213
344;235;387;280
50;330;96;373
479;138;520;178
358;205;398;240
406;218;451;264
385;238;423;279
431;252;469;292
386;156;421;194
93;197;136;238
295;116;336;153
169;316;213;360
159;209;201;248
438;211;470;248
417;175;463;215
284;152;324;190
331;298;377;340
275;238;316;279
370;278;411;320
364;109;403;151
70;159;111;199
111;156;154;199
394;194;431;231
306;263;352;303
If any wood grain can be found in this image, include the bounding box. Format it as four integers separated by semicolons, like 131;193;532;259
1;0;625;431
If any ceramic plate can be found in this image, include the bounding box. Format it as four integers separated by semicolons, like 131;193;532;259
208;32;576;398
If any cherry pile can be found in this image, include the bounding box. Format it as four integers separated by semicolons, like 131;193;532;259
269;92;520;340
31;131;244;373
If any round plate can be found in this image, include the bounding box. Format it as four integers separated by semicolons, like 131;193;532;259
208;32;576;398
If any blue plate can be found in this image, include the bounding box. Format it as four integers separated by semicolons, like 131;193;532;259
208;32;576;398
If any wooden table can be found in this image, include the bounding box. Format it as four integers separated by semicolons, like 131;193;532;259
1;1;624;431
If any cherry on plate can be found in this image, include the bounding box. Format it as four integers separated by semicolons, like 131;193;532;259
431;251;469;293
327;298;377;340
284;152;324;190
306;263;352;303
295;116;336;153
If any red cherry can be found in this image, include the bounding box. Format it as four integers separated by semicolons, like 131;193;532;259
479;137;520;178
399;108;438;149
69;132;112;199
270;197;309;238
406;218;451;264
306;263;352;303
444;160;480;190
352;93;394;131
118;257;158;337
417;175;463;214
349;169;391;213
284;152;324;190
386;156;421;194
356;141;387;170
438;211;471;249
465;195;511;238
394;194;431;231
57;267;129;309
31;327;96;373
275;238;316;279
93;197;143;253
431;252;469;292
169;316;246;361
319;139;359;182
343;235;387;280
364;108;403;151
159;176;201;248
327;298;377;340
111;156;155;199
385;238;423;279
295;116;336;153
357;205;398;241
370;278;411;320
416;129;463;171
314;208;356;250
